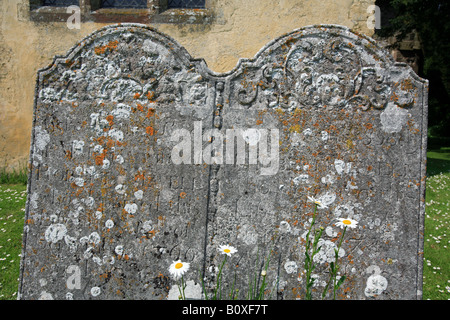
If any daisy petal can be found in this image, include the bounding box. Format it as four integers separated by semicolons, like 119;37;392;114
218;244;238;256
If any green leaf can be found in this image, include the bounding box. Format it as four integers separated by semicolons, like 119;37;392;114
336;276;346;289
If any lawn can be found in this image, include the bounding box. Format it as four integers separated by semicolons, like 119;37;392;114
0;148;448;300
0;184;27;300
423;146;450;299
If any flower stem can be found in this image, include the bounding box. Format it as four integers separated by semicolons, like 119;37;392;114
214;255;227;300
178;275;186;300
332;226;347;300
322;225;347;299
305;203;319;300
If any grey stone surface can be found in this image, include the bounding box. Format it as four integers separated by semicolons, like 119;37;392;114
19;24;428;300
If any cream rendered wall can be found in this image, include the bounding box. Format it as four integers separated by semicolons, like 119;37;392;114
0;0;375;171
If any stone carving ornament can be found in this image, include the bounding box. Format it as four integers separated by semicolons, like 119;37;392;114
19;24;427;300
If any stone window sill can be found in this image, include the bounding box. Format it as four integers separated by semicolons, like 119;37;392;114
150;8;213;24
29;7;213;24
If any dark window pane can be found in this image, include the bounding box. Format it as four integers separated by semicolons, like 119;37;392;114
101;0;147;8
168;0;205;9
42;0;79;6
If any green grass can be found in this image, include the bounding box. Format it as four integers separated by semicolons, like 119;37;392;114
423;146;450;300
0;184;27;300
0;147;448;300
0;167;28;186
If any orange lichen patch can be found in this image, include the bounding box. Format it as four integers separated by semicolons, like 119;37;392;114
95;153;106;166
364;123;373;130
106;138;116;150
146;126;155;135
65;150;72;160
146;91;156;101
400;79;414;91
179;192;187;199
346;139;354;149
146;108;156;118
106;115;114;126
289;124;301;133
390;91;399;102
134;171;146;181
94;40;119;55
134;92;141;99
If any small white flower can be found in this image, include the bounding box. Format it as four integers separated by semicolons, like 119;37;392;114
168;260;190;280
218;244;238;256
335;218;358;229
307;196;328;209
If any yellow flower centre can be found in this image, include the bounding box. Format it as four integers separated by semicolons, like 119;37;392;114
343;219;352;225
224;249;231;253
175;262;183;269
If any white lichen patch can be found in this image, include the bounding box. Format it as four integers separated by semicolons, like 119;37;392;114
90;286;101;297
167;280;203;300
105;219;114;229
115;154;124;164
318;192;336;207
30;192;39;209
380;102;410;133
141;220;153;233
293;174;310;185
124;203;138;214
115;184;127;195
72;140;85;155
39;291;54;300
134;190;144;200
284;261;298;274
44;224;68;243
34;126;50;152
108;128;124;142
313;239;345;264
364;265;388;297
73;177;85;187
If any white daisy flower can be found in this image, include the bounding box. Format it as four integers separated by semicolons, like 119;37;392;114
218;244;238;256
335;218;358;229
307;196;328;209
168;260;190;280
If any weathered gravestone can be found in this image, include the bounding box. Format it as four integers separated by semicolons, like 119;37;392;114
19;24;428;300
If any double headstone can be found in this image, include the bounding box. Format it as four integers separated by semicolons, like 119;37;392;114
19;24;428;300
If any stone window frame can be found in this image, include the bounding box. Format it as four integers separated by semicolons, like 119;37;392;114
29;0;213;24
